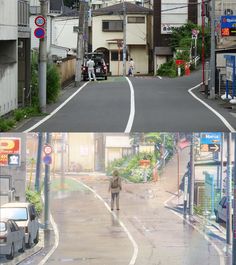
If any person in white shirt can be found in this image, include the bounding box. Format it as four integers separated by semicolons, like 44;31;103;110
128;58;135;77
86;58;97;81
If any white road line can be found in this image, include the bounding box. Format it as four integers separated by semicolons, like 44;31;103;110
164;194;225;265
24;82;89;132
124;77;135;133
188;84;235;132
71;177;139;265
38;214;60;265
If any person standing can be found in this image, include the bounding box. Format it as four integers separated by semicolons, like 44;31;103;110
128;58;135;77
108;170;122;211
86;57;97;81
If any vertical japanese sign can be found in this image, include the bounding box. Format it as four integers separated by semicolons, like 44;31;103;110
0;138;21;166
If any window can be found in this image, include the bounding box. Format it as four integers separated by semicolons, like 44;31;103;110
0;222;6;232
127;16;145;24
102;20;123;32
0;207;28;221
111;51;128;61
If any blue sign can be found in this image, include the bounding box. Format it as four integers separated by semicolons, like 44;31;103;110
224;55;236;98
34;28;45;39
221;16;236;36
43;155;52;165
200;132;222;145
221;16;236;29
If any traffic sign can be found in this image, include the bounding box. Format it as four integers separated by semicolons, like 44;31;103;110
35;16;46;27
43;144;53;155
34;28;45;39
43;155;52;165
200;133;221;152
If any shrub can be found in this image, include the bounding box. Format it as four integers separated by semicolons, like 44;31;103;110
0;118;16;132
26;189;43;216
157;59;177;78
47;64;61;103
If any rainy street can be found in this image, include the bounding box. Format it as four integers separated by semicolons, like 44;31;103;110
36;148;226;265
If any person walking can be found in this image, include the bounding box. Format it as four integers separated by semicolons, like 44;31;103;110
86;57;97;81
128;58;135;77
108;170;122;211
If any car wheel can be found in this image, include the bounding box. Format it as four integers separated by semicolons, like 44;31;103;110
34;230;39;244
19;238;25;253
6;243;14;260
26;234;33;248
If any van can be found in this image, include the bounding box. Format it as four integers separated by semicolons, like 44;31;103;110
0;202;39;248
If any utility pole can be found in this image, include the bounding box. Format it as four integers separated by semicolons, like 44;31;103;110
122;0;127;76
219;132;224;199
201;0;206;95
35;132;43;192
210;0;216;99
60;133;66;189
189;133;195;218
39;0;48;113
84;0;89;53
226;132;232;245
232;132;236;264
75;0;85;86
44;132;51;230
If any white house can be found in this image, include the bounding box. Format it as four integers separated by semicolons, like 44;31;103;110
0;0;18;116
92;2;152;75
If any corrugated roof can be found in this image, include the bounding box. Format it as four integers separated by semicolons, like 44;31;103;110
92;2;152;16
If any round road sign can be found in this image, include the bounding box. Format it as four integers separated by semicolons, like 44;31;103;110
34;28;45;39
43;144;53;155
35;16;46;27
43;155;52;165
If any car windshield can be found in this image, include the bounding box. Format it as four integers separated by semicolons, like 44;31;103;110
0;222;6;232
0;207;28;221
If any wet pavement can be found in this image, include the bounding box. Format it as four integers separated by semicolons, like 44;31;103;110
32;147;232;265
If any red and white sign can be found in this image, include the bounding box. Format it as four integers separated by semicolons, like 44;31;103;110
0;138;21;166
175;60;185;66
35;16;46;27
43;144;53;155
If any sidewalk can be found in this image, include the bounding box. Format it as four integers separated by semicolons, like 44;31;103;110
168;192;232;264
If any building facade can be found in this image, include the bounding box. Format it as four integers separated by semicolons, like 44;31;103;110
92;2;153;75
0;0;18;116
153;0;198;73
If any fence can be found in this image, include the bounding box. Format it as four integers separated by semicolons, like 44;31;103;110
56;56;76;87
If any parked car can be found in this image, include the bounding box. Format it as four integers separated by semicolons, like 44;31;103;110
0;218;25;260
214;196;234;223
0;202;39;248
81;52;108;81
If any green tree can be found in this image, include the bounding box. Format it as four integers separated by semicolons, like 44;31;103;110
47;64;61;103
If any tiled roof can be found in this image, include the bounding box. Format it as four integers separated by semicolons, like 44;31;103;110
92;2;153;16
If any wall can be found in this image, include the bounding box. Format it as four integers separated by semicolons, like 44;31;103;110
0;0;18;116
54;17;78;49
56;57;76;86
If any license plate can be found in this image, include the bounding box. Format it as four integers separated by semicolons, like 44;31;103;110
96;68;101;73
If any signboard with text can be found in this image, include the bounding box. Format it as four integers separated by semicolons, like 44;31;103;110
0;138;21;166
200;133;221;153
221;16;236;36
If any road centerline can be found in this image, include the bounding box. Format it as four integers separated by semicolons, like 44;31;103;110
124;77;135;133
71;177;139;265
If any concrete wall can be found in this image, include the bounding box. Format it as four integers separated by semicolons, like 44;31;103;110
0;0;18;116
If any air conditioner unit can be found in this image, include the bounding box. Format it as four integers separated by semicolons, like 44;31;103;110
224;9;234;16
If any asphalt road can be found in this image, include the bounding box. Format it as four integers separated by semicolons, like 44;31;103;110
19;71;235;132
40;148;226;265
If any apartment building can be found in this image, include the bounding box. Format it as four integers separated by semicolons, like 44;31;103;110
0;0;18;116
